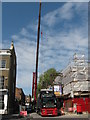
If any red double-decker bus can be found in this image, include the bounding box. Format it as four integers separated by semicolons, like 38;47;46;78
37;89;58;116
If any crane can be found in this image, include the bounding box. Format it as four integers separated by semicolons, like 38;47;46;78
32;1;41;111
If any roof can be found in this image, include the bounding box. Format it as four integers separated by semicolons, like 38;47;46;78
0;49;11;55
0;41;16;56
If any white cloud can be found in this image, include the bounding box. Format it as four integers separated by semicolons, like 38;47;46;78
20;28;30;37
42;2;88;28
39;2;88;74
60;3;74;20
42;3;72;27
8;2;88;95
12;35;20;40
11;33;36;94
27;21;38;33
14;39;36;94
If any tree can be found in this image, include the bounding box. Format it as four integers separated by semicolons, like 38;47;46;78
37;68;58;95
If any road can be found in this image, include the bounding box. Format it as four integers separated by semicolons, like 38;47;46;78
1;113;90;120
30;112;89;119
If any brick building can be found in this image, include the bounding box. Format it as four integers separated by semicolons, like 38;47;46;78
15;87;25;106
0;41;17;114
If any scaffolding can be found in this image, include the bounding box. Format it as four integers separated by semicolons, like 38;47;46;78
62;53;89;97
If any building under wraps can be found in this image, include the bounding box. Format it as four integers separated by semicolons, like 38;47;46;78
62;53;89;98
55;53;90;113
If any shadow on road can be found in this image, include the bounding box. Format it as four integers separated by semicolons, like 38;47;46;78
1;114;24;120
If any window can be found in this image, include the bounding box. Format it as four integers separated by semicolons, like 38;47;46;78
0;95;4;109
0;76;4;89
0;60;6;68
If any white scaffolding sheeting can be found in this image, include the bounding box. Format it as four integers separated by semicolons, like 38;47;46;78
63;81;89;95
62;54;89;95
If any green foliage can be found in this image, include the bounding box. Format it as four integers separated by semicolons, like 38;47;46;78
37;68;58;95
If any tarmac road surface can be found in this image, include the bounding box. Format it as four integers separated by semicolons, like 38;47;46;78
0;112;90;120
30;112;90;119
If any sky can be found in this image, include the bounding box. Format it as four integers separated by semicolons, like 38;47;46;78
2;2;88;95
